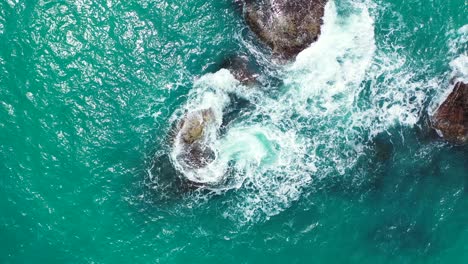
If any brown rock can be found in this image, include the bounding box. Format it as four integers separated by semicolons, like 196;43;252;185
174;108;217;169
431;82;468;145
243;0;327;59
178;109;215;144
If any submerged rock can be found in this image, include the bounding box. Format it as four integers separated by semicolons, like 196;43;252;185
431;82;468;145
178;142;216;169
221;55;259;86
242;0;327;59
175;108;217;169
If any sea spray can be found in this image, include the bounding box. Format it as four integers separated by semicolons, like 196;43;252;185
449;54;468;83
429;25;468;115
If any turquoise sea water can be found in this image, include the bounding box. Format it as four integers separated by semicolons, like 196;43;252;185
0;0;467;263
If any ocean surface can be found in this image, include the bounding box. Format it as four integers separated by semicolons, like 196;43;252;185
0;0;467;263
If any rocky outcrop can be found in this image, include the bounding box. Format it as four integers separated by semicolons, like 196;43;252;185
431;81;468;145
178;109;215;144
242;0;327;59
174;109;217;169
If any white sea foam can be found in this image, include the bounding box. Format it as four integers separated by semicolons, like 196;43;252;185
449;54;468;83
429;26;467;115
448;24;468;83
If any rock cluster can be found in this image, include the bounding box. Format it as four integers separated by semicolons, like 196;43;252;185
170;0;329;174
166;0;466;190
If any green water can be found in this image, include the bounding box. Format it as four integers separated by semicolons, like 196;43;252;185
0;0;467;263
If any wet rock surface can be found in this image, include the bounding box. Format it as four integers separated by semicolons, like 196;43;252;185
431;81;468;145
175;109;217;169
242;0;327;59
177;109;215;144
178;142;216;169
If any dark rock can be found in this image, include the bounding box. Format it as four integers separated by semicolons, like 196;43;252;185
177;142;216;169
221;55;259;86
372;133;394;162
221;93;253;130
431;81;468;145
242;0;327;59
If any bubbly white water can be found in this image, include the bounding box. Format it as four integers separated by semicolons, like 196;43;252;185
450;54;468;83
448;25;468;84
168;0;448;223
429;25;467;115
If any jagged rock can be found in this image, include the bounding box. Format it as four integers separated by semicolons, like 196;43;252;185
242;0;327;59
178;109;215;144
431;81;468;145
175;108;217;169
